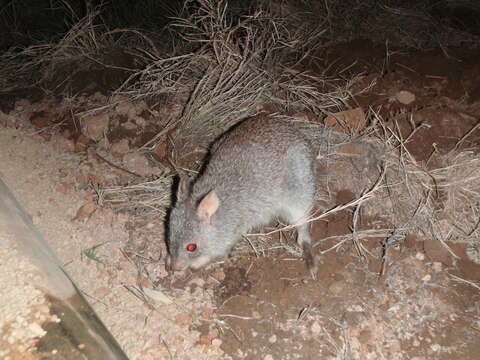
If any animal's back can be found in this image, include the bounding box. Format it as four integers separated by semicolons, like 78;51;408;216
192;115;315;230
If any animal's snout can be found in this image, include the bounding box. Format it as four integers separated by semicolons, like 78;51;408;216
166;255;214;273
166;256;187;272
171;261;186;272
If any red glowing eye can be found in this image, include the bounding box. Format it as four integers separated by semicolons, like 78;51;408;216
186;243;197;252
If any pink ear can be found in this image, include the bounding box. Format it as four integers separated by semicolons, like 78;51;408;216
197;190;220;224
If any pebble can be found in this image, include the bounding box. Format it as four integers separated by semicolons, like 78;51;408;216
174;313;190;325
395;90;416;105
422;274;431;282
111;139;130;154
311;321;322;335
212;338;222;347
432;262;442;272
328;280;346;296
28;323;46;337
252;311;262;319
123;153;153;176
82;113;110;141
415;252;425;261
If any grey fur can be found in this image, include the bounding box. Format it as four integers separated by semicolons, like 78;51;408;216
168;114;318;277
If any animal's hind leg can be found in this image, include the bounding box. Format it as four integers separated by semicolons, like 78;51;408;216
281;204;317;279
283;142;317;278
297;222;317;279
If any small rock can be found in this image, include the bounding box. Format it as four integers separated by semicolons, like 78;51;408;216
111;139;130;154
31;114;49;128
53;134;75;152
0;110;17;127
395;90;415;105
92;92;106;102
349;327;360;337
263;355;274;360
134;116;147;127
252;311;262;319
56;182;74;194
123;153;153;176
115;102;136;117
197;329;219;346
122;121;137;130
74;135;90;152
324;107;367;133
82;113;110;141
415;252;425;261
268;334;277;343
211;338;222;347
76;174;89;186
77;135;90;144
174;313;190;325
28;323;46;337
73;202;97;222
422;274;431;282
311;321;322;335
432;262;442;272
199;335;211;345
153;141;167;160
328;280;346;296
15;98;31;112
74;141;87;152
61;129;73;139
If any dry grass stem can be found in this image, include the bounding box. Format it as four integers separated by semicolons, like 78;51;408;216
97;174;172;218
116;0;357;151
449;274;480;292
0;8;144;93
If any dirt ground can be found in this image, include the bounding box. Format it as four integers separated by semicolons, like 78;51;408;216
1;41;480;360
